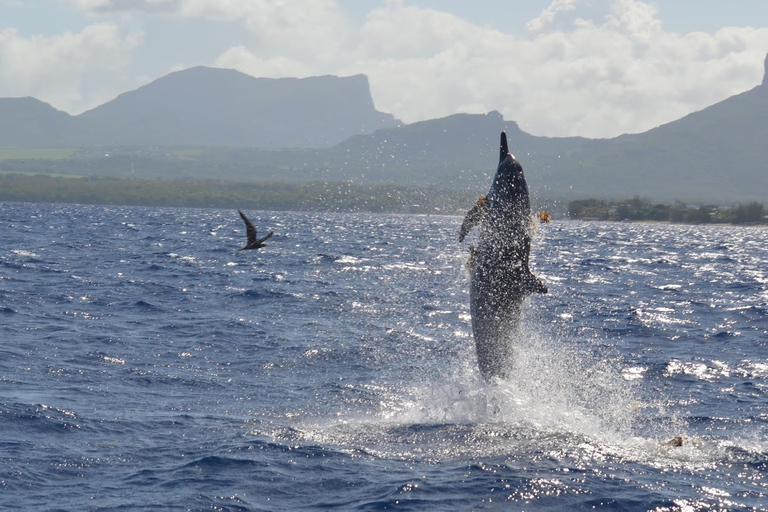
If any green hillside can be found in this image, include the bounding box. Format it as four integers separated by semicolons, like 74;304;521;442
1;55;767;205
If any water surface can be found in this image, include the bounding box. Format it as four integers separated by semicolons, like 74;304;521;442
1;203;767;510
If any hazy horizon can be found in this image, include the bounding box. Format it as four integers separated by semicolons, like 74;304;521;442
1;0;767;139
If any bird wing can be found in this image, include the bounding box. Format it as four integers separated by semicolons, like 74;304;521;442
238;210;257;244
257;231;274;244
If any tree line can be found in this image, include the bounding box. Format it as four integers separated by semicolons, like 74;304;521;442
0;172;473;215
4;172;766;225
568;197;767;224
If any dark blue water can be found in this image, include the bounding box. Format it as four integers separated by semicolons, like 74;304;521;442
2;202;767;511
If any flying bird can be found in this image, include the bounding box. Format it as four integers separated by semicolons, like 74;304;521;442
237;210;273;251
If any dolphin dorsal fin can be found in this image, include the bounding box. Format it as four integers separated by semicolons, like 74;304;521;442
499;131;509;165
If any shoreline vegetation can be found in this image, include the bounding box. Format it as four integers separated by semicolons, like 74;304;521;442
568;197;767;225
0;172;474;215
1;172;765;225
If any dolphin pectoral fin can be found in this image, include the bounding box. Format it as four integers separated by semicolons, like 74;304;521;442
459;212;477;242
522;268;548;294
459;197;488;242
530;277;548;294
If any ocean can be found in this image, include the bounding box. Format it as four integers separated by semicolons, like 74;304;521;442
1;202;767;511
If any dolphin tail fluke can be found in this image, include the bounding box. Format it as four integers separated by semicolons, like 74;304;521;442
499;131;509;164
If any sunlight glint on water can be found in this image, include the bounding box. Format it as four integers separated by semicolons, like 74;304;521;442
1;203;767;510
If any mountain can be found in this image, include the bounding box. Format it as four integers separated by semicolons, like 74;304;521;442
0;97;73;147
557;57;768;202
75;67;400;147
311;53;768;203
0;67;401;148
1;54;767;203
320;111;595;189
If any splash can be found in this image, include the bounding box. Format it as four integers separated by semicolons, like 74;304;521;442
285;319;659;463
392;321;642;443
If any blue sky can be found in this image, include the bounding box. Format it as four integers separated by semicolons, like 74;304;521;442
1;1;767;138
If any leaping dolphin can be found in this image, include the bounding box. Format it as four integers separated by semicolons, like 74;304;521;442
237;210;273;251
459;132;547;380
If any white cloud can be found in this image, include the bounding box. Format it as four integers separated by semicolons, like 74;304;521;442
358;1;484;59
67;0;352;57
214;46;313;78
11;0;768;136
205;0;768;137
0;23;142;113
64;0;179;14
526;0;579;33
68;0;354;69
349;0;768;137
64;0;112;11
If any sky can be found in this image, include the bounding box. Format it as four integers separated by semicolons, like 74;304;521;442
1;0;768;139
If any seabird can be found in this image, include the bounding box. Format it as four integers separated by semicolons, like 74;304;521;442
237;210;273;251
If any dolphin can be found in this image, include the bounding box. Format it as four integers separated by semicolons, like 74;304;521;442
237;209;273;251
459;132;547;379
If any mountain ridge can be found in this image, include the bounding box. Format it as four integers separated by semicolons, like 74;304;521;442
1;54;767;203
0;66;401;148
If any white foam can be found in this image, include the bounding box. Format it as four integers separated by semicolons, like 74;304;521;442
10;249;40;258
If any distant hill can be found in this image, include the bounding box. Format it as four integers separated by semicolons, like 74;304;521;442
0;67;400;148
310;53;768;203
1;54;767;204
0;97;73;147
318;111;595;192
552;59;768;202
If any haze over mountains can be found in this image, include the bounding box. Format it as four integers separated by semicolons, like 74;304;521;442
1;55;767;204
0;67;400;148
